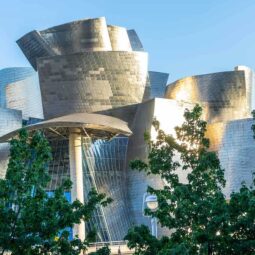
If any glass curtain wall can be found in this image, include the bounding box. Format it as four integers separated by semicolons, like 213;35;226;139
82;136;130;242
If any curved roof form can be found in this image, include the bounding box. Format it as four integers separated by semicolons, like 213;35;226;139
0;112;132;142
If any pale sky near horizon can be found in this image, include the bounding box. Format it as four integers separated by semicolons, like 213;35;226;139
1;0;255;83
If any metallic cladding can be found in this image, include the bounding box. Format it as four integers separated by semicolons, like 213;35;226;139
0;108;22;179
0;67;35;107
165;70;252;123
126;98;194;236
40;17;112;54
6;73;44;120
17;18;113;70
16;31;56;70
17;17;149;119
0;112;132;143
207;118;255;198
38;51;148;119
107;25;132;51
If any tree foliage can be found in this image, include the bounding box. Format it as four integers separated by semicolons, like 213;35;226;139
0;129;111;255
125;105;255;254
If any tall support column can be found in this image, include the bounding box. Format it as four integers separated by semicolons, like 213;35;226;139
69;128;85;240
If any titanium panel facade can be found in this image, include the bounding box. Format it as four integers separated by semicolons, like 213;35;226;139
18;17;149;119
0;67;35;107
0;108;22;178
127;98;194;236
107;25;132;51
40;17;112;54
149;71;169;98
235;65;255;111
207;119;255;198
17;17;114;70
165;69;252;123
38;51;148;119
6;74;44;120
16;31;56;70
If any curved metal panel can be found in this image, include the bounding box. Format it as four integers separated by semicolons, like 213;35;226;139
40;17;112;54
16;31;55;70
207;118;255;198
107;25;132;51
6;74;44;120
17;17;113;70
165;70;251;123
38;51;148;119
0;108;22;178
126;98;194;237
0;67;35;107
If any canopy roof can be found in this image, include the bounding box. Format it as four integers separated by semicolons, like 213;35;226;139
0;113;132;142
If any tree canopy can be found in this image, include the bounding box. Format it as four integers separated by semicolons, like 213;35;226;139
0;129;111;255
125;105;255;255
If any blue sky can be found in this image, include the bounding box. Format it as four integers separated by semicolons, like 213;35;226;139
1;0;255;82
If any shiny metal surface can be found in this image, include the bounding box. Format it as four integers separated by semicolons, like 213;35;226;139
6;73;44;120
207;118;255;198
165;68;253;123
17;17;113;69
17;17;148;119
126;98;194;236
0;67;35;107
107;25;132;51
0;108;22;178
38;51;148;119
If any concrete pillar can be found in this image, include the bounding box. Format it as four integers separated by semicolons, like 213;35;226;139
69;128;85;240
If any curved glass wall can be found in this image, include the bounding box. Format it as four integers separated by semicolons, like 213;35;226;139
82;136;130;242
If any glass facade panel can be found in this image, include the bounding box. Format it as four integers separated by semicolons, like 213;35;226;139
47;138;70;191
82;136;131;242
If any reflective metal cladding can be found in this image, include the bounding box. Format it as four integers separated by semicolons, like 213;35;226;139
165;67;253;123
17;17;148;119
207;118;255;198
6;74;44;120
0;67;35;107
0;108;22;178
166;66;255;200
38;51;147;118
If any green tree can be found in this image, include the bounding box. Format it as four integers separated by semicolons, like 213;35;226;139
125;105;255;254
0;129;111;255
